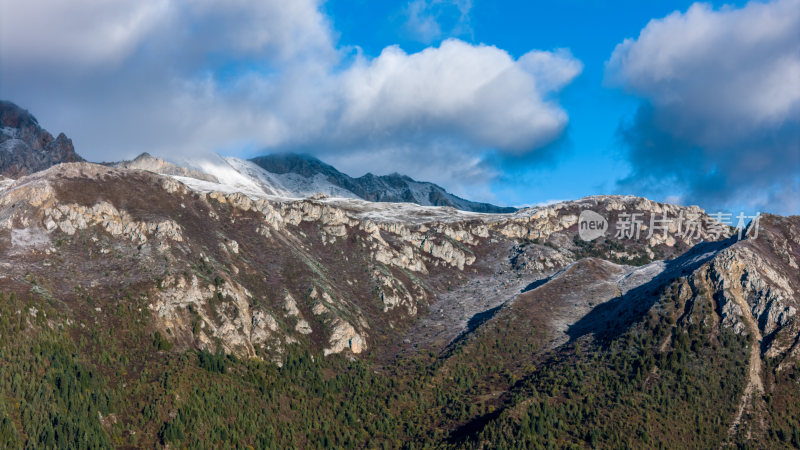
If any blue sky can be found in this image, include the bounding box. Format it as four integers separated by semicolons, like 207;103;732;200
1;0;797;214
325;0;754;206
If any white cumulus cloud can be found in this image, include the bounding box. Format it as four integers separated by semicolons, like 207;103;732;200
325;41;582;153
0;0;580;203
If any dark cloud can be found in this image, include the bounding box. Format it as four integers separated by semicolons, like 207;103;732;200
617;103;799;213
607;0;800;214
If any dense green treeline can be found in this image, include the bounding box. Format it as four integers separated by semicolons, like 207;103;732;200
0;293;111;448
468;319;750;448
0;288;797;448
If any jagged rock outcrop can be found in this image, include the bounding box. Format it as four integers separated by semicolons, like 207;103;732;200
43;202;184;245
323;319;366;356
0;101;84;177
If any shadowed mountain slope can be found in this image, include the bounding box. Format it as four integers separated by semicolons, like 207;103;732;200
249;153;517;213
0;101;84;177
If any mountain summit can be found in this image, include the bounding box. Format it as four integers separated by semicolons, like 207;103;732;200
0;101;84;177
248;153;516;213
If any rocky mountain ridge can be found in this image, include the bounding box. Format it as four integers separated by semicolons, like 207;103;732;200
110;152;219;183
0;101;797;447
248;153;517;213
0;160;747;359
0;101;84;177
2;161;796;446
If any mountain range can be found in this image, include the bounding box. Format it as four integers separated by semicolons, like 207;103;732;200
1;101;513;214
111;152;516;213
249;153;517;213
0;100;797;448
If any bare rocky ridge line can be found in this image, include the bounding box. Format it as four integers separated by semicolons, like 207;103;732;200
2;161;796;395
109;152;219;184
0;162;728;362
247;153;518;213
